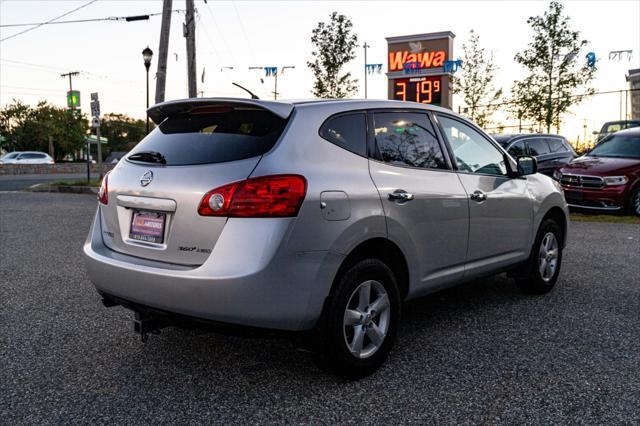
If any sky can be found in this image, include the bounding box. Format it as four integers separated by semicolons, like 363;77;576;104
1;0;639;142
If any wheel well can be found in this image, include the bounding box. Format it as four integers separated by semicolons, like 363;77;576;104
542;207;568;246
334;238;410;300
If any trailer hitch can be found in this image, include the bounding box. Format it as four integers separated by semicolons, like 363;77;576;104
133;312;168;342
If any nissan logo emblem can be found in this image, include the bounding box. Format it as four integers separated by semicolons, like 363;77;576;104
140;170;154;187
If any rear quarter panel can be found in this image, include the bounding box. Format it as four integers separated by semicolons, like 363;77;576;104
250;104;388;313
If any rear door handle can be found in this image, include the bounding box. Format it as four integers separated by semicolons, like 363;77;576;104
388;190;414;202
470;190;487;202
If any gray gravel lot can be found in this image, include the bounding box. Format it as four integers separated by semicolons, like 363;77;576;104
1;192;639;424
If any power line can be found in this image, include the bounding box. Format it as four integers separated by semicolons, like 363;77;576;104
0;0;99;43
0;11;184;28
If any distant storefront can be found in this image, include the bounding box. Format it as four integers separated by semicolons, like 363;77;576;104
386;31;456;109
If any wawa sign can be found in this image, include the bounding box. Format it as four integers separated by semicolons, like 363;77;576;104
386;31;455;108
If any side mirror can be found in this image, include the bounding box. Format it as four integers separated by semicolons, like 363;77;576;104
516;155;537;176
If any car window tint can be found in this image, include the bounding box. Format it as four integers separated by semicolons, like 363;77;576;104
437;115;507;176
527;138;551;156
508;140;526;157
319;112;366;156
547;138;568;153
373;112;447;170
126;107;288;166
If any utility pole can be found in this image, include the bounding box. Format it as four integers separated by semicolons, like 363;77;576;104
249;66;294;100
363;42;370;99
155;0;172;104
184;0;197;98
60;71;80;110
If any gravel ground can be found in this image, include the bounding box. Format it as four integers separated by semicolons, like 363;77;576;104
1;192;639;424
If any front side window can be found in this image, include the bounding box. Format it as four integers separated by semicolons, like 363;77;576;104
527;138;551;156
437;115;507;176
372;112;447;169
508;140;527;157
547;138;568;153
319;112;367;156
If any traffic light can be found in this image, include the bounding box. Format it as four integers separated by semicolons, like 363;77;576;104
67;90;80;108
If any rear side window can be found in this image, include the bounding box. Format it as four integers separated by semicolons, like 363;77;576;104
547;138;568;153
127;107;287;166
319;112;367;156
372;112;447;170
527;138;550;156
20;153;45;159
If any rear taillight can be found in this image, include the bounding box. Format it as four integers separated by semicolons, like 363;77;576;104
98;172;110;205
198;174;307;218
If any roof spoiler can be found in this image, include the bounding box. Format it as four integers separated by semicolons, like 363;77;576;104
147;98;294;124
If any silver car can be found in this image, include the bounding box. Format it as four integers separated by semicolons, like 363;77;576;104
84;98;568;377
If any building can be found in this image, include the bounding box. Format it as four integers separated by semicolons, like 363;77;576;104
627;68;640;120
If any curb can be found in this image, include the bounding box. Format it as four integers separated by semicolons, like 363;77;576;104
28;184;98;195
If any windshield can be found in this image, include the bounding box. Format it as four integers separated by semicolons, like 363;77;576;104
602;122;640;134
1;152;20;160
588;132;640;159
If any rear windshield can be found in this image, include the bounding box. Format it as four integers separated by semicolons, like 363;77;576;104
126;106;288;166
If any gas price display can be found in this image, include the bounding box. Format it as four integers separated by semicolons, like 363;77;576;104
392;76;442;105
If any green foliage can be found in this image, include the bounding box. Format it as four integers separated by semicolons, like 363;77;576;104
510;1;596;133
451;30;503;128
307;12;359;98
99;113;147;153
0;99;88;160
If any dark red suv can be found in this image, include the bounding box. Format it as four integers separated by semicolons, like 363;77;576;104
554;127;640;215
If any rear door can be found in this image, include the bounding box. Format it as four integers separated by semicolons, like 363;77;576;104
367;110;468;292
435;114;533;276
100;103;290;266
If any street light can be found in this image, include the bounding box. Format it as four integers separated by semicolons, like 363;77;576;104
142;46;153;134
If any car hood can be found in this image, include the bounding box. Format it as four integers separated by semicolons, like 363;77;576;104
560;156;640;176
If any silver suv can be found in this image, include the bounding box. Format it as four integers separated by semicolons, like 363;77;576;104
84;98;568;377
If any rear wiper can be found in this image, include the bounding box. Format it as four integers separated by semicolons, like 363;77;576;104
127;151;167;164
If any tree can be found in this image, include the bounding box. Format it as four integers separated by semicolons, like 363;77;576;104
0;100;88;160
307;12;358;98
99;113;147;153
510;1;596;133
451;30;503;128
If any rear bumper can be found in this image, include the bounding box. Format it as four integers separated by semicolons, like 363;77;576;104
561;184;628;211
83;210;343;331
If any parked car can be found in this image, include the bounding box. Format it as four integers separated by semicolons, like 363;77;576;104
84;98;569;377
555;127;640;215
492;134;576;176
0;151;54;164
595;120;640;143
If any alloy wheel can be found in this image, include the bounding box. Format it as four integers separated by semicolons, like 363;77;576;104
343;280;391;359
538;232;559;282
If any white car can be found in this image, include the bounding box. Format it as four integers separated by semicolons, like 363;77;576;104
0;151;54;164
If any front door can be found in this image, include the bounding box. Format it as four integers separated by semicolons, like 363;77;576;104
435;114;533;277
367;110;469;295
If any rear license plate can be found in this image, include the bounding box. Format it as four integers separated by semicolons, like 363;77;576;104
564;189;583;202
130;210;166;244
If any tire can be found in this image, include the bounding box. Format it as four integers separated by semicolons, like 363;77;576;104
628;186;640;217
516;218;563;294
315;259;401;379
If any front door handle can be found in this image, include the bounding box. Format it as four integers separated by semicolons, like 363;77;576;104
470;190;487;202
388;190;415;202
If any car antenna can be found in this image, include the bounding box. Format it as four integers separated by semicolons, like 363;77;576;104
232;82;260;100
